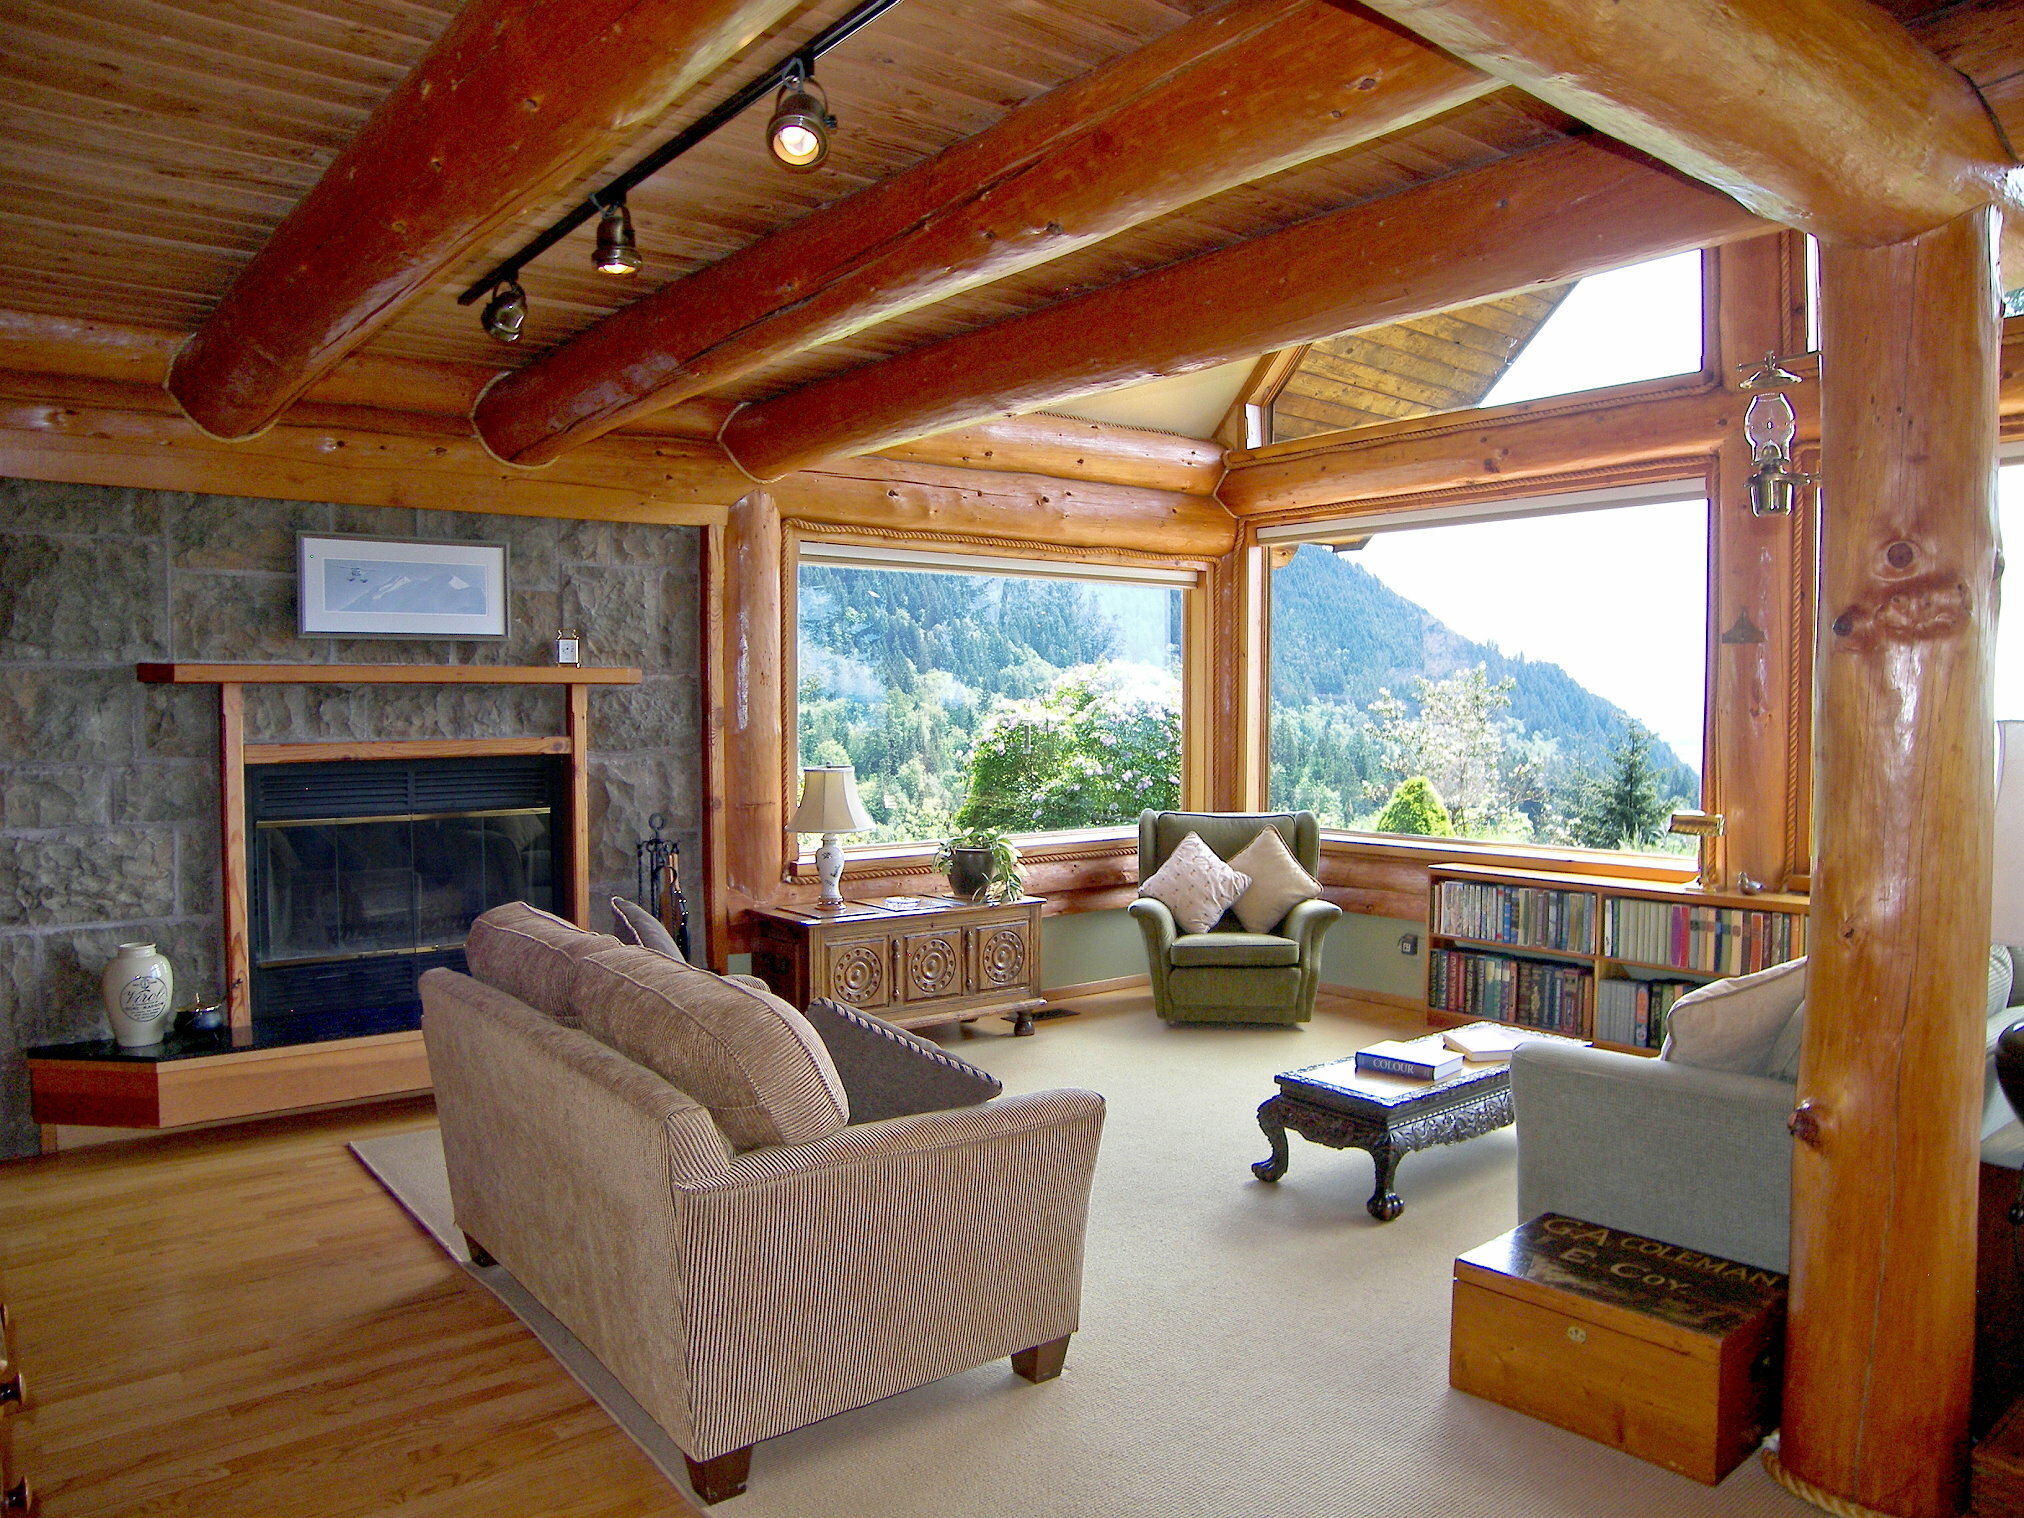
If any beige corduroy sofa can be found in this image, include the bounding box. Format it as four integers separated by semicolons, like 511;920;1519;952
421;903;1105;1505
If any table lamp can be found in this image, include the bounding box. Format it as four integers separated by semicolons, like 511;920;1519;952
789;765;874;909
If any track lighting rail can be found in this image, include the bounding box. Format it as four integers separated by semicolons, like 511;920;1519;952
458;0;903;310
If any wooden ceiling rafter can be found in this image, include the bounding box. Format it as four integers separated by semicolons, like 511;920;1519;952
162;0;810;441
713;137;1769;478
469;0;1501;466
1355;0;2022;246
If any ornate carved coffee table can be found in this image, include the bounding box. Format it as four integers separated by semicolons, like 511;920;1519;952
1252;1055;1513;1221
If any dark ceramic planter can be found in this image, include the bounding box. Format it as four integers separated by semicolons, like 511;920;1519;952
947;846;994;900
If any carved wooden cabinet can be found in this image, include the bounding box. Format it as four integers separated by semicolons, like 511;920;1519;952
748;895;1045;1035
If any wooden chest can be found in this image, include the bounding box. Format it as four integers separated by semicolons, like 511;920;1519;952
1450;1214;1786;1485
747;895;1045;1035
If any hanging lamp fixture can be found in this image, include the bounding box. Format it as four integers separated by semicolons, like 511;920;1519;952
592;198;641;276
458;0;901;334
767;64;834;171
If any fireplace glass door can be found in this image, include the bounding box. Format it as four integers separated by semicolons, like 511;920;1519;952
247;756;566;1032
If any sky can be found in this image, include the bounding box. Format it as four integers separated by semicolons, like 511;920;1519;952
1995;465;2024;720
1343;251;1711;767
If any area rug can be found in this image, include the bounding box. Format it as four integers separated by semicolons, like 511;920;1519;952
352;994;1811;1518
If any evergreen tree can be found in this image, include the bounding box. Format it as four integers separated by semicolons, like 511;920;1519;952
1374;777;1454;836
956;665;1180;833
1568;720;1676;850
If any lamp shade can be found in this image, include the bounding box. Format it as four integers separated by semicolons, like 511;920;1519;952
1994;722;2024;943
789;766;873;834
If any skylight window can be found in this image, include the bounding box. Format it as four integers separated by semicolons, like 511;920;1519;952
1478;250;1705;408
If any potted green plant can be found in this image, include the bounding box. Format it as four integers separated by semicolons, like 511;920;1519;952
934;828;1025;904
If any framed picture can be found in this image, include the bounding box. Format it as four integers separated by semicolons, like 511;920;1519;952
297;534;510;639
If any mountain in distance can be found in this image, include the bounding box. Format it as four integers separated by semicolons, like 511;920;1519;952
1271;544;1697;793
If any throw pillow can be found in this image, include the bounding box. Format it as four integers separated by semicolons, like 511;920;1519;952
464;901;622;1019
1660;957;1808;1074
1139;831;1251;936
609;896;685;962
1227;828;1321;934
801;996;1002;1123
571;946;849;1150
1761;944;2015;1086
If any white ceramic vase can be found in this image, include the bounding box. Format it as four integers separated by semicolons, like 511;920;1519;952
103;942;173;1048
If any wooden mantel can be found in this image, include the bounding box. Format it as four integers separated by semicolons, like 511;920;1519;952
136;663;642;685
139;661;643;1031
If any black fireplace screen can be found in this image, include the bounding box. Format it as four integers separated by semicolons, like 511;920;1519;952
246;755;566;1027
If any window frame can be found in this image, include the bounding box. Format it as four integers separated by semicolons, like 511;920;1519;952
780;527;1209;873
1256;476;1719;873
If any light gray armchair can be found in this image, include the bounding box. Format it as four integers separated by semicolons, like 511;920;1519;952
1128;810;1339;1025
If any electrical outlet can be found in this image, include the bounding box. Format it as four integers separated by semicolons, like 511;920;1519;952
1398;933;1420;956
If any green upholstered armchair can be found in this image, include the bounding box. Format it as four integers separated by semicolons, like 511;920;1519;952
1128;810;1340;1025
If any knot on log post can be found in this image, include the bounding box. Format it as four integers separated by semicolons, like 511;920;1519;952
1827;578;1970;648
1789;1099;1825;1147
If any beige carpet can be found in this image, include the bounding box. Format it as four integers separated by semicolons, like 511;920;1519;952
353;992;1814;1518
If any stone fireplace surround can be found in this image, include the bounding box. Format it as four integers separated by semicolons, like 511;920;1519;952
0;478;704;1157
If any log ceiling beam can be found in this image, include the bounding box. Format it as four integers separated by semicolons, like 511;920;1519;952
163;0;804;442
1;308;1217;498
1354;0;2020;247
717;137;1770;480
470;0;1497;467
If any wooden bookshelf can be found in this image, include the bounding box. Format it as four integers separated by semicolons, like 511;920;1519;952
1424;863;1810;1056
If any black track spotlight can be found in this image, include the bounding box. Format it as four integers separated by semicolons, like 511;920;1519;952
481;278;528;343
592;199;641;276
767;64;834;172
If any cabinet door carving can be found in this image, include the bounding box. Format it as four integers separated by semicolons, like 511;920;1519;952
973;921;1030;990
899;930;964;1002
821;934;890;1009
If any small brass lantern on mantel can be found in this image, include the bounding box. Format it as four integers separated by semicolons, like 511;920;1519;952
1668;810;1725;892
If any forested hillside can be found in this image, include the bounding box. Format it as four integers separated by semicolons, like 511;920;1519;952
797;551;1696;851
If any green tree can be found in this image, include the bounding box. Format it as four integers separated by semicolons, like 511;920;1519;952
955;664;1180;833
1374;777;1454;836
1568;719;1678;850
1367;665;1516;834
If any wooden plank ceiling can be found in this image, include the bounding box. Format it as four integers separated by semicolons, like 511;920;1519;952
0;0;2005;444
1268;286;1570;441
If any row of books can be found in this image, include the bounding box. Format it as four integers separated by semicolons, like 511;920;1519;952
1426;947;1590;1035
1602;899;1805;975
1434;880;1596;954
1593;977;1699;1050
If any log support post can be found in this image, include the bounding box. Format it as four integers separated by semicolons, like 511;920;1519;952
1782;207;2002;1518
724;493;787;929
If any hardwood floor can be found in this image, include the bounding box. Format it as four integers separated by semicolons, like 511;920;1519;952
0;1099;700;1517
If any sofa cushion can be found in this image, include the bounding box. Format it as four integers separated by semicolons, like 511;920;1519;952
571;947;849;1150
1139;831;1251;936
609;896;685;962
1227;828;1322;934
1660;958;1807;1075
1170;932;1300;968
800;996;1002;1124
465;901;622;1019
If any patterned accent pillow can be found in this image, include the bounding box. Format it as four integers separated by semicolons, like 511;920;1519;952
464;901;622;1019
571;946;849;1150
1139;831;1251;936
1227;828;1321;934
801;996;1002;1124
609;896;685;962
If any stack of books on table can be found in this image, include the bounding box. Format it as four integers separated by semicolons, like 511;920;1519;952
1354;1035;1464;1082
